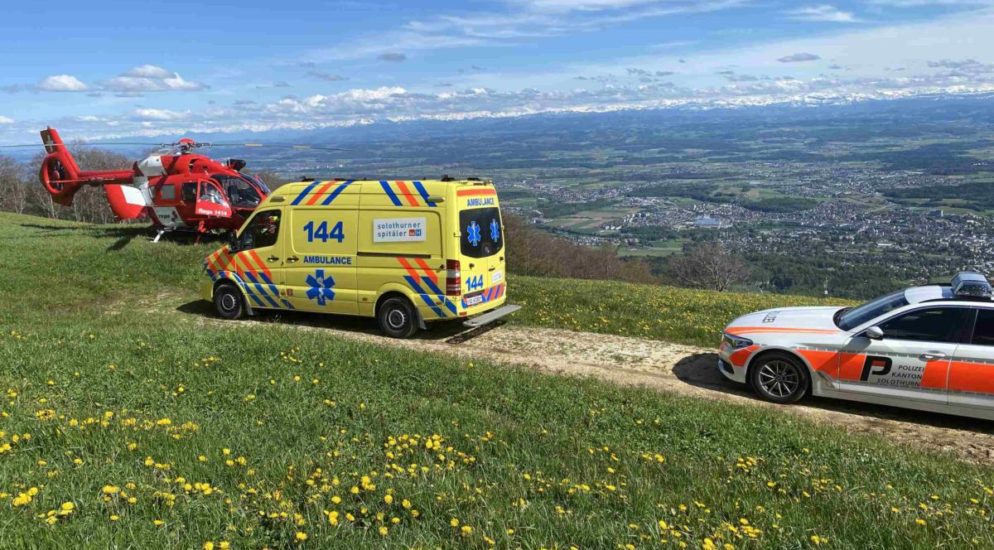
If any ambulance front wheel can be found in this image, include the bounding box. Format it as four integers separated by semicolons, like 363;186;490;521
378;297;418;339
214;283;246;320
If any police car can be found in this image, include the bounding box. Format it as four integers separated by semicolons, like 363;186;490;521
718;272;994;420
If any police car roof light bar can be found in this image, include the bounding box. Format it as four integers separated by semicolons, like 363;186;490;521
952;271;992;300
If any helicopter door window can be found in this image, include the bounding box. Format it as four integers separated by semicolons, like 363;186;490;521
199;182;228;206
182;182;197;203
239;210;281;250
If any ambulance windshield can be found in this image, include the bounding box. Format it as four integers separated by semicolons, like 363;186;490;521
460;207;503;258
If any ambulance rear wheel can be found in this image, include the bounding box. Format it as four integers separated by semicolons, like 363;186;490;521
214;283;245;320
378;297;417;339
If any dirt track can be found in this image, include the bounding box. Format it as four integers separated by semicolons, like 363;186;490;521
168;297;994;465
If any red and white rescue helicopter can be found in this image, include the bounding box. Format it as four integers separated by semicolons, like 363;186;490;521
33;127;277;240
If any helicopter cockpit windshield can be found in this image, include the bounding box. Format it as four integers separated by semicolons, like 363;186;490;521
214;174;264;208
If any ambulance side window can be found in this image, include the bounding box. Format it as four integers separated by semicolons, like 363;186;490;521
878;307;971;343
240;210;281;250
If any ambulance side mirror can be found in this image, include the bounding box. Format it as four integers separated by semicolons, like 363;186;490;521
865;326;884;340
227;231;240;252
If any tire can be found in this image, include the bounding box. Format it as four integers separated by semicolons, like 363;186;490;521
378;297;418;339
749;352;810;404
214;283;245;320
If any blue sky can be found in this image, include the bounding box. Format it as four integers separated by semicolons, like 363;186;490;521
1;0;994;143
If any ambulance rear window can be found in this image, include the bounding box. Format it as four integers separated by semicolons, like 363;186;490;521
460;207;503;258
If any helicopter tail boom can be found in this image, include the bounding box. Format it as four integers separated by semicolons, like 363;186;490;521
38;127;136;206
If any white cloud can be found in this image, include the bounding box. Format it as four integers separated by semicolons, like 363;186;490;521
106;65;206;92
38;74;88;92
14;5;994;142
510;0;671;12
0;115;13;124
132;108;188;121
123;64;174;79
787;5;860;23
869;0;993;6
778;52;822;63
316;0;744;61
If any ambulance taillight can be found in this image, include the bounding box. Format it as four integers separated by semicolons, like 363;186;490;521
446;259;462;296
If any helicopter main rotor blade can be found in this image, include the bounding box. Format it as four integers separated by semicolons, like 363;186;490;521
206;143;348;151
0;142;161;148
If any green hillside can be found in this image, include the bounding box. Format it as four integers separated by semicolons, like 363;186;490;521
0;212;990;548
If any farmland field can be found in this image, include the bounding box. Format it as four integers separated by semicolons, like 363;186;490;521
1;212;993;548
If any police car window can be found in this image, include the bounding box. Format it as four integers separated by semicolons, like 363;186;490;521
837;290;909;330
460;208;503;258
971;309;994;346
878;307;970;343
241;210;281;250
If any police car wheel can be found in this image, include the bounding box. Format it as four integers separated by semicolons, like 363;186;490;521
214;283;245;320
749;353;809;404
378;297;418;339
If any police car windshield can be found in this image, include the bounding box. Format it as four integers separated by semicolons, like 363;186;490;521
836;290;909;331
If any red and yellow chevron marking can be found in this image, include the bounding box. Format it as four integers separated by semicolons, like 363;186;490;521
394;180;420;207
412;258;438;285
304;180;337;206
397;257;438;286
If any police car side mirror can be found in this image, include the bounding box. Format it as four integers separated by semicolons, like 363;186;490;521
865;326;884;340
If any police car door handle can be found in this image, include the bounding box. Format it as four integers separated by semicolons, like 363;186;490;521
920;351;947;361
286;256;299;263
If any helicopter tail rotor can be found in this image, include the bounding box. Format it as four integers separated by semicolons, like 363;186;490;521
38;128;83;206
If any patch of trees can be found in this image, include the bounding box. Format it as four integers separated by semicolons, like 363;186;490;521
883;180;994;211
0;146;131;223
503;214;657;284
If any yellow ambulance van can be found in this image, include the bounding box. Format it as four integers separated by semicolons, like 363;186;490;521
201;178;520;337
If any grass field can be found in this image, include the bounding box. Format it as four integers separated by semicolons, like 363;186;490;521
1;212;992;548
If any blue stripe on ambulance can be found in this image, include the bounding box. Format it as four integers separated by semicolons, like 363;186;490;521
243;271;281;308
226;271;265;307
256;271;295;310
321;180;354;205
291;180;322;205
380;180;403;207
412;181;436;207
420;277;458;315
404;275;446;318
